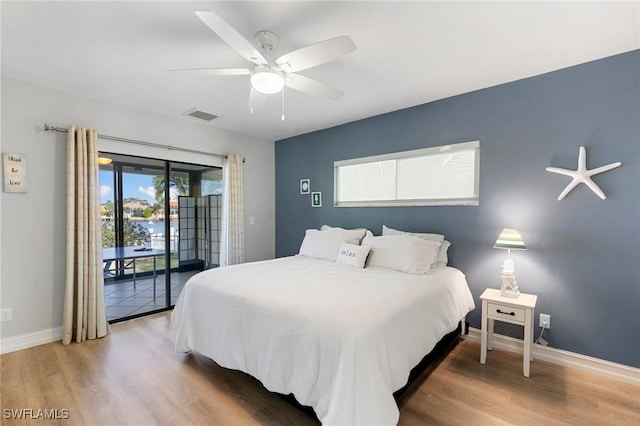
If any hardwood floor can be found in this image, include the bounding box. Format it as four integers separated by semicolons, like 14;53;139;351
1;312;638;425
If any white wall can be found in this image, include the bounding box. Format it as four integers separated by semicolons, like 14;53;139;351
0;76;275;340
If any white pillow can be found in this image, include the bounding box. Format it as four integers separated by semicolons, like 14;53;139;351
436;240;451;267
298;228;366;261
335;242;371;268
320;225;368;243
362;234;441;274
382;225;449;268
382;225;445;242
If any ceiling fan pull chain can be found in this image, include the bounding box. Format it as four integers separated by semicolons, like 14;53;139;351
281;87;286;121
249;84;255;114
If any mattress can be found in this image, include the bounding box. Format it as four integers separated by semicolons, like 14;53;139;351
172;255;475;425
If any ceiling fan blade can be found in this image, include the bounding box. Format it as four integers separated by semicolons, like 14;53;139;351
248;88;269;113
194;11;267;66
168;67;251;76
275;36;356;73
284;73;344;100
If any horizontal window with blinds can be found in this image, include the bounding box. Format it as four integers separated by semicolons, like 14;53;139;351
334;140;480;207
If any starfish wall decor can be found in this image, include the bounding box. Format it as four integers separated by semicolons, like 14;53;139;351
546;146;621;201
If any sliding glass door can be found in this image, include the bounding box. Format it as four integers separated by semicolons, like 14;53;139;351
98;153;222;322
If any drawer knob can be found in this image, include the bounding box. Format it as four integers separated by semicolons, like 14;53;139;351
496;309;515;316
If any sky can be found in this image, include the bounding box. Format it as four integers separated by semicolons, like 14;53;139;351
99;171;178;205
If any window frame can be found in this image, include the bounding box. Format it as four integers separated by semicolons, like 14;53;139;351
333;140;480;207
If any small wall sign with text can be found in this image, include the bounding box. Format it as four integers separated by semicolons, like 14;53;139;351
311;191;322;207
3;153;27;193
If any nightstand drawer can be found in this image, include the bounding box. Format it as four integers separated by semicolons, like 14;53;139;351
487;302;525;322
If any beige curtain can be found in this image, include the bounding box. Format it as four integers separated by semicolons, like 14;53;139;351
220;154;245;266
62;126;108;345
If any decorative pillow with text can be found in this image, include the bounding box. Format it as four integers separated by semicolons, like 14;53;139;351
335;242;371;268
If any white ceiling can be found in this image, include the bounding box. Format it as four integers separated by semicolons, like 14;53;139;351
2;1;638;142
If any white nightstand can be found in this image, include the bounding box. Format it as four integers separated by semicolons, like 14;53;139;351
479;288;538;377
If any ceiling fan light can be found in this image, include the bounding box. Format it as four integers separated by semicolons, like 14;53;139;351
251;68;284;94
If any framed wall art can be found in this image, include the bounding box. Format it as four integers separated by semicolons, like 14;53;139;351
300;178;310;194
311;191;322;207
3;153;27;193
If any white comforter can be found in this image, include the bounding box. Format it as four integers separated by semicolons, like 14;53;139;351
172;256;475;425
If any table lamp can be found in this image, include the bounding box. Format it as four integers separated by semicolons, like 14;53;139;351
493;228;527;298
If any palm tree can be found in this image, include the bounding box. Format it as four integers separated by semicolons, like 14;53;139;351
151;175;188;215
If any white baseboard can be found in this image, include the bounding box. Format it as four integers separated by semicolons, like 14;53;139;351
0;327;62;355
465;327;639;386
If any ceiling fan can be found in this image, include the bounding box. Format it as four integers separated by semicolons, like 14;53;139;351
171;11;357;116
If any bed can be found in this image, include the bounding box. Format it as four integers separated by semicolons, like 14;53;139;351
172;227;475;425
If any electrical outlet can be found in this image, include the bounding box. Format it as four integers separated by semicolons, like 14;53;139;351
540;313;550;329
1;308;12;322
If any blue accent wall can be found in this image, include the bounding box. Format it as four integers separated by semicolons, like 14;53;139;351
275;50;639;368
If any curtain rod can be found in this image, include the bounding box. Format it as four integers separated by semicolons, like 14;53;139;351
44;124;244;162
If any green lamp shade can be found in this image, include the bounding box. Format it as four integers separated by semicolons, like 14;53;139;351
493;228;527;250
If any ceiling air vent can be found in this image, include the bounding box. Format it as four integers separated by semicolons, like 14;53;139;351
183;108;218;122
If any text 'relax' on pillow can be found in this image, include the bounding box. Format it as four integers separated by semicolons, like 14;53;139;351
335;242;371;268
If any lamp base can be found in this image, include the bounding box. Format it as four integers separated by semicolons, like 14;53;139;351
499;274;520;298
501;288;520;298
